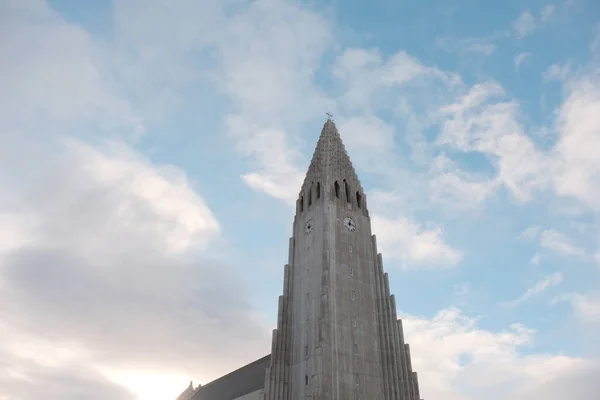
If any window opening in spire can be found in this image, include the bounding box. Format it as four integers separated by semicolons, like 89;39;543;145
334;181;340;198
316;182;321;199
356;191;362;209
344;180;351;203
308;187;312;207
300;196;304;212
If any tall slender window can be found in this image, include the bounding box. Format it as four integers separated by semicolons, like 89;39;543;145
356;191;362;209
334;181;340;198
344;180;351;203
300;196;304;212
352;316;357;327
316;182;321;199
308;188;312;207
351;290;356;300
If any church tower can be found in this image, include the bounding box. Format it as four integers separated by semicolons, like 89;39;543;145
260;117;423;400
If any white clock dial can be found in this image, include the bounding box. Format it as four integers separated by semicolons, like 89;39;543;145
304;219;314;234
343;217;356;231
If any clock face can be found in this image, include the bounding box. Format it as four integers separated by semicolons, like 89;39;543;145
343;217;356;231
304;219;314;234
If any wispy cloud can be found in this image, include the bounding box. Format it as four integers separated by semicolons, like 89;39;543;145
539;229;587;258
515;52;531;70
541;5;557;22
501;272;564;307
436;36;496;56
514;11;536;39
543;63;572;80
553;293;600;324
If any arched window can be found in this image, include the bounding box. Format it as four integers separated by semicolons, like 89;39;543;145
344;180;351;203
300;196;304;212
356;191;362;209
308;187;312;207
334;181;340;198
316;182;321;199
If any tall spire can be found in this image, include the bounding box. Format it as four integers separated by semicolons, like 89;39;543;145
300;117;363;195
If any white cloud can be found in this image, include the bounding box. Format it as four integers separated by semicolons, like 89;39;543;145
437;82;554;202
237;126;305;205
336;115;399;175
543;63;572;81
0;0;143;137
210;0;333;201
436;37;496;56
0;1;273;398
333;48;459;113
552;69;600;209
514;52;531;70
428;154;497;210
402;308;599;400
541;5;557;22
539;229;586;257
434;62;600;214
514;11;536;39
501;272;563;307
372;215;463;268
519;225;541;241
553;293;600;324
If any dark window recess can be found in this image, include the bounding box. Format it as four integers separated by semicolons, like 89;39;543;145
300;196;304;212
344;180;351;203
354;343;358;354
308;188;312;207
356;191;362;209
305;345;308;356
305;375;309;385
316;182;321;199
334;181;340;198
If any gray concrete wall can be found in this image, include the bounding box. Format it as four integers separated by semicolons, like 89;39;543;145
233;389;262;400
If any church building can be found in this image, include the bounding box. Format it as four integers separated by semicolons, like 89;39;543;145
178;117;423;400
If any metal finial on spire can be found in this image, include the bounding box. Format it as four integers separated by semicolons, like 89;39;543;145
326;111;333;121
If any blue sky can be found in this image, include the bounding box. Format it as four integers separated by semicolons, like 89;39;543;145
1;0;599;399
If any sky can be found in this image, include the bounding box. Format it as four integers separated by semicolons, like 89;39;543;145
0;0;599;399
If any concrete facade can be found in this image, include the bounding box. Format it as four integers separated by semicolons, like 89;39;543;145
179;118;423;400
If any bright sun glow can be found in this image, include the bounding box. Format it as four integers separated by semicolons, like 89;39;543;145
99;368;189;400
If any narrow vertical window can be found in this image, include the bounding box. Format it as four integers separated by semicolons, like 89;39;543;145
344;180;351;203
305;375;309;385
305;345;308;357
349;244;353;253
300;196;304;212
356;191;362;209
316;182;321;199
352;316;357;327
353;343;358;354
334;181;340;198
308;187;312;207
351;290;356;301
349;266;354;276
